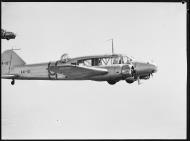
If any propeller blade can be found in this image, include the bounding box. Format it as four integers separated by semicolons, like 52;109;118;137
131;66;136;77
137;76;141;85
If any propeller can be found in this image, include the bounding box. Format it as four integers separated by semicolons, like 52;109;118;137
129;64;142;85
130;64;136;77
137;76;142;85
131;66;135;76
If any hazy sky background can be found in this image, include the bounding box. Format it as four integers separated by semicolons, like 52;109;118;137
1;2;187;139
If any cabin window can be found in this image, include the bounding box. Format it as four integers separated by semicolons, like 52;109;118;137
113;57;122;64
98;57;122;65
123;56;130;64
77;60;84;66
83;59;92;66
71;62;77;65
101;58;110;65
123;56;131;64
92;58;101;66
77;59;92;66
76;56;124;66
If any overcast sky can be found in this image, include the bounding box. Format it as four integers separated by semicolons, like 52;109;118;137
1;2;187;139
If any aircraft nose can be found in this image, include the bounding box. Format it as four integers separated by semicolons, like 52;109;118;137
152;64;158;73
134;62;158;76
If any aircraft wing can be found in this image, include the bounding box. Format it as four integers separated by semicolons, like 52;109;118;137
49;64;108;79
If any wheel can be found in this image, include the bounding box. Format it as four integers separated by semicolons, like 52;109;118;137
125;79;134;84
11;79;15;85
107;80;117;85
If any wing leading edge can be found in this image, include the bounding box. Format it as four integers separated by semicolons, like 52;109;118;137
49;65;108;79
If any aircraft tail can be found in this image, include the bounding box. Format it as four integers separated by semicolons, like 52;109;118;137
1;50;26;75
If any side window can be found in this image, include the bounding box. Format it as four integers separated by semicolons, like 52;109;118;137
113;57;122;64
92;58;101;66
101;58;110;65
123;56;129;64
123;56;130;64
77;60;84;66
123;57;127;64
83;59;92;66
77;59;92;66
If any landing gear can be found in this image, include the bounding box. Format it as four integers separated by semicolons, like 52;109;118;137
107;80;117;85
125;77;135;84
125;79;134;84
11;79;15;85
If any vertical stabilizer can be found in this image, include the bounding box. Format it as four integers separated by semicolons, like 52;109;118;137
1;50;25;75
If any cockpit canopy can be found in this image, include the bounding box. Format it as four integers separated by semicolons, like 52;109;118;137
60;53;70;63
71;54;134;67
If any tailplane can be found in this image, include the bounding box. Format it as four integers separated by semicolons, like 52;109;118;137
1;50;25;75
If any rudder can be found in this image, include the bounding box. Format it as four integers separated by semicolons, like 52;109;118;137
1;50;26;75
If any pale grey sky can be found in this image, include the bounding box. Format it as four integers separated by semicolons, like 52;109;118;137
1;2;187;139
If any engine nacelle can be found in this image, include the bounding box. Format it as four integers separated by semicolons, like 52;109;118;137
121;64;134;78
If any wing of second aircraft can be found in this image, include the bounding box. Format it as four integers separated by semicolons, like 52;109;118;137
49;64;108;79
1;74;18;79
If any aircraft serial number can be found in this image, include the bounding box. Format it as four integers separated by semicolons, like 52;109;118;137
21;70;31;74
1;61;9;65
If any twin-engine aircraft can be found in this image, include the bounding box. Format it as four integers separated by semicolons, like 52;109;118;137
1;49;157;85
1;29;16;40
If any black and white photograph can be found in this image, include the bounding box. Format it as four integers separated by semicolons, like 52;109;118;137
1;2;187;139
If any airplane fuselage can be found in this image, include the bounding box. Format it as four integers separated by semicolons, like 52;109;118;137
8;63;125;81
1;50;157;85
5;61;156;81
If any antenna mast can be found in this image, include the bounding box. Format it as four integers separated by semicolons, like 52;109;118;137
106;38;114;55
111;38;114;55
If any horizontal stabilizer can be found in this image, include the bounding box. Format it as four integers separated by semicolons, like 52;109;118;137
1;74;18;79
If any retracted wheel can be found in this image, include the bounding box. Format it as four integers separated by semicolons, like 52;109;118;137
125;79;134;84
11;79;15;85
107;80;117;85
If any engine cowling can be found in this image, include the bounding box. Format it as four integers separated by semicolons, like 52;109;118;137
121;64;135;78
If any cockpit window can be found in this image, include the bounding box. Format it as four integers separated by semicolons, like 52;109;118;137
77;59;92;66
76;55;132;66
60;53;70;63
92;58;101;66
84;59;92;66
122;56;133;64
113;56;122;64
